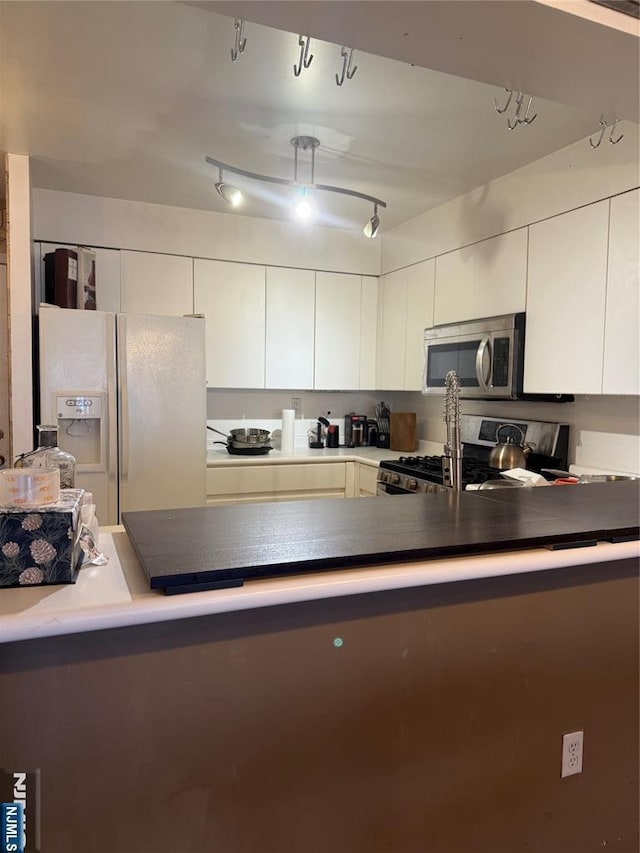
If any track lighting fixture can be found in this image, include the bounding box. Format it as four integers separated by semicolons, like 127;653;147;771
214;168;243;207
363;203;380;239
294;188;314;220
206;136;386;235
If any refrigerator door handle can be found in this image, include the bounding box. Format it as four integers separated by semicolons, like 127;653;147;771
117;315;130;516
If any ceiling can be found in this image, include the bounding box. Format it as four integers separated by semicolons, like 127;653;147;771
0;1;633;232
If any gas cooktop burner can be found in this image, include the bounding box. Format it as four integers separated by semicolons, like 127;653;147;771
376;415;569;495
382;455;505;486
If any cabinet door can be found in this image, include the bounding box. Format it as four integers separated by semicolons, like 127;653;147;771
434;230;527;325
265;267;315;389
359;276;378;390
121;250;193;316
524;201;609;394
475;228;527;318
434;244;474;325
405;259;435;391
315;272;361;390
603;189;639;395
377;268;407;390
194;259;266;388
38;242;122;312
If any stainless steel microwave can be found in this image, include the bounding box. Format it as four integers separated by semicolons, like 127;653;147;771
422;313;572;401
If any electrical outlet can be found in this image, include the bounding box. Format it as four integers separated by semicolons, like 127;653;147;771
291;397;302;419
561;730;584;777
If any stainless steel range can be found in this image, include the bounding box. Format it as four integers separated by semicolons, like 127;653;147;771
377;415;569;495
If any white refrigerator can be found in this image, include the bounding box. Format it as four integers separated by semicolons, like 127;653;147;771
38;304;206;524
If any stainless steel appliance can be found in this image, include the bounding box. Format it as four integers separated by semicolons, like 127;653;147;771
422;313;572;402
377;414;569;495
38;304;206;524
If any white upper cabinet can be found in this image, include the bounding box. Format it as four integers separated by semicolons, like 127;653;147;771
120;251;193;316
434;229;527;325
405;259;435;390
377;268;407;391
603;189;639;395
433;244;474;325
194;259;266;388
377;259;434;391
37;242;122;313
315;272;362;390
359;276;379;390
265;267;315;389
524;200;609;394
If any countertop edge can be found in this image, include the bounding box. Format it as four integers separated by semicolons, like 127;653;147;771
1;531;638;645
206;448;400;466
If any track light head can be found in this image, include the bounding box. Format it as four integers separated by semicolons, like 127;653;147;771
364;204;380;239
215;168;242;207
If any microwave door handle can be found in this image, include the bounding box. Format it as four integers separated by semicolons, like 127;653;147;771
476;336;491;391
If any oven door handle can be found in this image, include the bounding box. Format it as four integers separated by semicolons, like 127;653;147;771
475;336;492;391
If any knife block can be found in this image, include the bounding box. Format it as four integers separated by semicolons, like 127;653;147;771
390;413;417;452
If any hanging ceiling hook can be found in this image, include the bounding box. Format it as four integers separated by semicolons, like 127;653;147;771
494;88;513;114
293;35;313;77
520;95;537;125
589;116;608;149
230;19;246;62
507;92;524;130
336;46;358;86
609;117;624;145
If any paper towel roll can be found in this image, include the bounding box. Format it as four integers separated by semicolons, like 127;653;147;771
281;409;295;454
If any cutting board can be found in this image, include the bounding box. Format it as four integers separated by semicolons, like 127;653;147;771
390;412;417;452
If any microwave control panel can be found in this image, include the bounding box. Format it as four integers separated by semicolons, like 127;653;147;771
492;338;511;387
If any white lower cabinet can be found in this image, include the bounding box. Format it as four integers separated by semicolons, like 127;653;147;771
121;250;193;316
206;462;348;504
194;259;266;388
524;201;609;395
353;462;378;497
603;189;639;395
377;259;434;391
434;228;527;325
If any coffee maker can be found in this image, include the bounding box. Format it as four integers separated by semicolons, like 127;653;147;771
344;414;367;447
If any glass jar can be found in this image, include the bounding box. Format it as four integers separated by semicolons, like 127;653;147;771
27;424;77;489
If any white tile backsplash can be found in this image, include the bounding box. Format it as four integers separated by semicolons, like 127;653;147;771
207;417;344;450
573;430;640;475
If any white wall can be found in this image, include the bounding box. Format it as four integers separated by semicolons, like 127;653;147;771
381;120;640;274
6;153;33;458
32;190;380;276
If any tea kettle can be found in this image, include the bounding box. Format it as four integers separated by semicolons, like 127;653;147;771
489;423;534;470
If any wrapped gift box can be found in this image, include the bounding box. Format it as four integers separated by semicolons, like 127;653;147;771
0;489;85;587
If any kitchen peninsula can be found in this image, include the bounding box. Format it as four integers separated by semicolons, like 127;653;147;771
1;483;638;852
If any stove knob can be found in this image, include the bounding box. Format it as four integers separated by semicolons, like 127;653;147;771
407;478;417;491
389;473;400;485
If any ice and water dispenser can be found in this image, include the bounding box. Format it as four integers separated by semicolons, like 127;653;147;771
54;394;107;472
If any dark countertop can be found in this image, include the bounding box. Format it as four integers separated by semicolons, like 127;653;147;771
122;481;640;592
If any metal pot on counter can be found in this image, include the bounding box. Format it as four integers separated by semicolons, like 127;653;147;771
207;425;272;455
488;423;535;471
